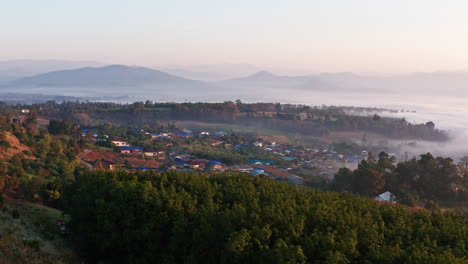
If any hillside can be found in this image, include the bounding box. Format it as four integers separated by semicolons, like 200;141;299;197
0;198;78;263
0;131;33;160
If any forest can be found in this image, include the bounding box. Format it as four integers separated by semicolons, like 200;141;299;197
63;171;467;264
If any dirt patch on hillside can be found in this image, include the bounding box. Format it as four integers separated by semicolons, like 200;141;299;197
0;132;33;160
79;149;122;163
123;157;163;169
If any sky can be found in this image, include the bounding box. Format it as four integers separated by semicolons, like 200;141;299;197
2;0;468;73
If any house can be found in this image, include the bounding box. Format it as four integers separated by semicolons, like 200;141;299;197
252;141;263;147
298;112;308;120
175;131;192;138
249;160;274;165
187;160;207;169
81;128;92;136
111;138;130;147
21;109;30;114
174;154;193;163
231;165;253;173
200;131;210;135
345;157;362;163
151;133;172;139
250;167;266;176
374;191;397;203
95;159;118;171
208;160;225;171
144;150;165;157
213;131;226;136
206;138;224;146
120;146;143;154
233;144;250;150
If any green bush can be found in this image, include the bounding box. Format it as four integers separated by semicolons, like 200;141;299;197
23;239;42;251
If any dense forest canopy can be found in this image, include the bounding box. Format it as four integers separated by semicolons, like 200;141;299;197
63;171;467;264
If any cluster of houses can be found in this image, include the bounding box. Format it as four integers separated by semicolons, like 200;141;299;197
80;126;375;185
78;127;409;206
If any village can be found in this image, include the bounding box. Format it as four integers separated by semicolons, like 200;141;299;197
77;125;371;187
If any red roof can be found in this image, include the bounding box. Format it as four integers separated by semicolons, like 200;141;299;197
188;160;207;166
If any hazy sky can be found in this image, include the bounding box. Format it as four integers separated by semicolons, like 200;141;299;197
2;0;468;73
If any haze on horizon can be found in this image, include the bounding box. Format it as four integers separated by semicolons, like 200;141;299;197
2;0;468;74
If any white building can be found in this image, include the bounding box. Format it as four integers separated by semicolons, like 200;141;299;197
111;138;130;147
374;191;396;203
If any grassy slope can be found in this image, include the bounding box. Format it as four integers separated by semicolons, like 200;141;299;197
0;199;77;264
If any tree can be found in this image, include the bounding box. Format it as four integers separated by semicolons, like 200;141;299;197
352;168;385;196
372;114;381;121
332;168;354;192
24;108;38;134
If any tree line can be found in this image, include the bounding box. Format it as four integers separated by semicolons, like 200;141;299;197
0;100;447;141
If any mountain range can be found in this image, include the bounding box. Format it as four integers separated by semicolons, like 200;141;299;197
2;61;468;99
11;65;203;87
0;59;104;83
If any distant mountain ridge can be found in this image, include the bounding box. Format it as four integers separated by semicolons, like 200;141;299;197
0;59;104;83
217;70;342;91
10;65;204;87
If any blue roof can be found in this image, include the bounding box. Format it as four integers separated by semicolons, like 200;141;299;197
249;160;274;164
120;146;143;151
175;132;192;137
234;144;250;149
209;160;223;165
82;129;92;133
251;170;265;175
282;157;297;161
346;157;362;162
